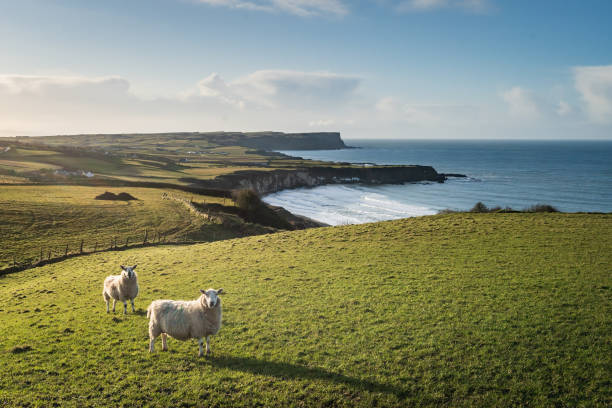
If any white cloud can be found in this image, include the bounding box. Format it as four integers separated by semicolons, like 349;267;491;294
231;70;360;108
500;86;540;119
574;65;612;124
308;119;336;127
0;70;362;136
395;0;491;13
193;0;348;16
0;75;130;101
186;70;360;109
557;100;571;117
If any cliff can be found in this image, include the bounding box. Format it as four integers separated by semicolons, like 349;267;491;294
188;165;447;195
208;132;347;150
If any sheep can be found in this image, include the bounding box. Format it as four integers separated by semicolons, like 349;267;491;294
147;288;223;357
103;265;139;314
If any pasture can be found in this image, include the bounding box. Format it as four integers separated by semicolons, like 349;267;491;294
0;185;241;269
1;213;610;407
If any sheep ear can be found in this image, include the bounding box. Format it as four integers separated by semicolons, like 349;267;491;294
200;289;206;295
120;265;126;271
131;264;137;270
216;288;223;295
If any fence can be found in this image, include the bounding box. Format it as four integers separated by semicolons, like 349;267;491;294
0;229;185;276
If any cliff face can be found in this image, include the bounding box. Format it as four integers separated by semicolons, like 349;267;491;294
193;165;446;195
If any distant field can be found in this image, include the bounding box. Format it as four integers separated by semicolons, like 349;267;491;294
0;185;240;269
1;213;610;407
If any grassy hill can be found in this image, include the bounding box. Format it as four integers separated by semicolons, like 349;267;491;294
1;213;610;407
0;185;276;269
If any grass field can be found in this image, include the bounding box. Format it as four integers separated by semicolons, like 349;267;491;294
1;213;610;407
0;135;295;186
0;185;245;269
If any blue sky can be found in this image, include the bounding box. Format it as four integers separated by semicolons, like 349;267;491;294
1;0;611;138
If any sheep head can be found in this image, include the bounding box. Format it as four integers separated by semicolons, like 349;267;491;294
200;288;223;308
120;264;137;279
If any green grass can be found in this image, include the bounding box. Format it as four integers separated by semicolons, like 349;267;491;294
0;136;306;186
0;185;244;269
1;213;610;407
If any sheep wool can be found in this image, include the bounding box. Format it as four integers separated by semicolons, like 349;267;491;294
147;288;223;357
103;265;139;314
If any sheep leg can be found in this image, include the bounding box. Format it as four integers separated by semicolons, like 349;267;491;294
104;292;110;313
161;333;168;351
105;299;109;313
130;299;135;313
205;336;211;356
149;325;161;353
112;299;116;313
198;338;204;357
123;301;127;315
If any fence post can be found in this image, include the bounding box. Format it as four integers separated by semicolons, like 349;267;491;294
64;244;69;257
80;240;84;254
48;250;51;260
125;237;129;248
143;229;148;245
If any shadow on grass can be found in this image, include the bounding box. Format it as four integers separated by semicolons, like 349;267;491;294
210;355;407;398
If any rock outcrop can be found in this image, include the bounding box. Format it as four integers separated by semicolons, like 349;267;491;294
190;165;447;195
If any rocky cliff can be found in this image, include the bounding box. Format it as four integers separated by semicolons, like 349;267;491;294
190;165;447;195
212;132;347;150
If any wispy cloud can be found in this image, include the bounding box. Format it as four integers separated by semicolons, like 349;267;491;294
192;70;361;109
574;65;612;124
192;0;348;17
500;86;540;119
395;0;492;13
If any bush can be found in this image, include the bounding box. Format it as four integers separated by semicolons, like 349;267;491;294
232;189;261;212
470;202;490;213
232;189;293;230
525;204;559;213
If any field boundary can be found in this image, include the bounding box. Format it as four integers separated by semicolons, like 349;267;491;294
0;239;206;276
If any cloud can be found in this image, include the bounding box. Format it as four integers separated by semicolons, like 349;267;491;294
308;119;336;127
557;100;571;117
0;70;362;136
193;0;348;17
0;75;130;102
500;86;540;119
574;65;612;124
188;70;361;110
395;0;491;13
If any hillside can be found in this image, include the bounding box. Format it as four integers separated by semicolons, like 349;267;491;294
1;213;610;407
0;185;275;270
0;134;447;194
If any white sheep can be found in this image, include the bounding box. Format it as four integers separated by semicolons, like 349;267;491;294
147;288;223;357
103;265;139;314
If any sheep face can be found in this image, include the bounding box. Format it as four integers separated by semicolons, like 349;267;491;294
200;288;223;308
120;264;137;279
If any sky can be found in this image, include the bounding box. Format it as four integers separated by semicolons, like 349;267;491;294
1;0;611;139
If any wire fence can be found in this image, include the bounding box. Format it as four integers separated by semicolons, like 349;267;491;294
0;229;193;276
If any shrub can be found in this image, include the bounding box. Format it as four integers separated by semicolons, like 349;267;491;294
525;204;559;213
232;189;261;212
470;202;490;213
232;189;293;230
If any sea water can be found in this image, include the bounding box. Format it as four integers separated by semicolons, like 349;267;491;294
263;140;612;226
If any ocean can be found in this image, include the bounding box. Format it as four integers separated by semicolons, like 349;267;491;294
263;140;612;226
